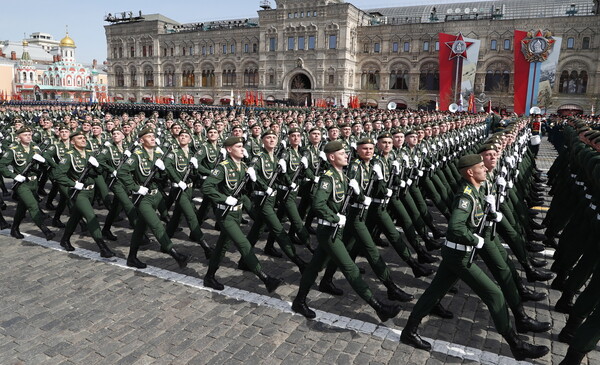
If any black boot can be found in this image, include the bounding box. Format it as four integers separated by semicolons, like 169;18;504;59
514;306;552;333
504;328;549;360
257;271;283;293
52;218;66;228
529;220;546;230
290;255;307;273
424;235;443;251
203;272;224;291
167;248;189;269
60;236;75;251
559;347;586;365
126;248;147;268
10;225;24;239
45;202;56;211
264;242;283;258
543;236;559;249
529;256;548;268
384;280;414;302
558;316;585;343
524;264;555;282
373;234;389;247
101;229;118;241
551;271;568;291
415;244;439;264
516;278;547;302
95;239;115;258
0;216;10;230
430;302;454;319
368;297;401;322
318;278;344;296
197;239;213;259
291;289;316;319
400;317;431;350
406;257;434;278
430;226;445;239
526;242;545;253
555;291;575;314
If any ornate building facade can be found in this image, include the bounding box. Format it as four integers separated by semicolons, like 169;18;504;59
104;0;600;113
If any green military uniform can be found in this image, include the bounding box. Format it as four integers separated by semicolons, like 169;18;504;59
42;136;73;226
194;138;222;222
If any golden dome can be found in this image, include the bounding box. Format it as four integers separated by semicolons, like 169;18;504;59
60;33;76;48
22;40;29;46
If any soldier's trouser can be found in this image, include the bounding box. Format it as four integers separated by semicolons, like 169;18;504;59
400;189;428;238
388;197;420;246
553;204;593;268
247;195;297;259
14;183;45;228
496;213;529;266
279;191;310;244
366;203;412;262
478;230;522;311
323;207;392;283
52;183;71;220
410;184;435;228
571;264;600;352
166;189;205;242
431;170;453;207
409;246;512;336
207;208;262;276
93;176;112;209
298;224;373;302
63;190;103;241
130;193;173;252
563;240;598;295
104;182;137;230
422;176;450;217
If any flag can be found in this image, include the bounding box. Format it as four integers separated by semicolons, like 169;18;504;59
438;32;481;111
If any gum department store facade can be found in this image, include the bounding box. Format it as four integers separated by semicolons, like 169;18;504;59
104;0;600;114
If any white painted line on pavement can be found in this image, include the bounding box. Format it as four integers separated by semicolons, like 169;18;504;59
12;232;534;365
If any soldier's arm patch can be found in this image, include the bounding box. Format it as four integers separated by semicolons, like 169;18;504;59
126;157;134;165
458;197;470;211
321;181;329;190
211;168;221;177
167;153;175;159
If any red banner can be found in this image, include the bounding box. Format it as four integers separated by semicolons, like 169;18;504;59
513;30;529;115
438;33;456;111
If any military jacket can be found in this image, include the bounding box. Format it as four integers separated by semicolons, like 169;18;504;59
55;147;98;188
303;143;324;180
165;146;193;183
0;143;44;179
194;142;220;177
33;129;56;144
201;157;247;205
250;150;277;191
97;142;127;175
313;167;347;223
446;180;486;247
118;146;166;193
278;147;304;186
346;159;371;204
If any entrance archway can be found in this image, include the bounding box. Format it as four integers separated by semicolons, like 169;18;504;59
289;73;312;106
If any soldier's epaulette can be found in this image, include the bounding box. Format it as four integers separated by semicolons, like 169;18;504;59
220;160;229;166
134;149;143;155
9;145;17;150
324;170;333;176
66;150;74;155
463;186;472;195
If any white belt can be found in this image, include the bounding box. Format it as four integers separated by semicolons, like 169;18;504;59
276;184;298;192
172;182;194;188
444;240;473;252
200;175;208;180
83;184;95;190
585;194;592;200
350;203;365;209
575;181;584;186
590;203;597;211
216;203;243;211
28;176;38;181
254;190;277;197
571;174;577;178
317;218;336;227
147;189;159;195
372;198;389;204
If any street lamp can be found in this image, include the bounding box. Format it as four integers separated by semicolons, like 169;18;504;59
566;4;578;16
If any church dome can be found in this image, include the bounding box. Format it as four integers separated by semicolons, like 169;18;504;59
60;33;76;48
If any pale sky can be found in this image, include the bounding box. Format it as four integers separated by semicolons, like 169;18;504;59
2;0;473;64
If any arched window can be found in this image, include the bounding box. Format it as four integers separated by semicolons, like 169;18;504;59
361;64;380;90
244;67;258;87
582;37;590;49
222;66;236;87
182;64;195;87
484;64;510;92
164;65;175;87
560;70;587;94
115;67;124;87
144;65;154;87
129;66;137;87
390;64;409;90
201;67;215;87
419;63;439;90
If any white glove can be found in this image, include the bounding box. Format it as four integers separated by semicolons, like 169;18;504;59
242;148;249;158
418;170;424;177
386;188;393;198
414;156;420;165
112;170;118;177
391;160;400;174
402;155;410;165
136;186;149;195
154;159;165;171
14;174;26;183
496;176;507;188
313;176;320;184
400;180;407;188
88;156;99;167
278;159;287;173
104;141;112;147
281;140;287;148
177;181;187;191
124;150;132;157
336;213;346;227
319;151;327;161
290;182;297;190
421;147;428;155
474;234;484;249
348;179;361;195
246;166;257;182
499;195;505;204
190;157;198;169
33;153;46;163
225;196;238;206
300;156;309;169
220;148;227;160
372;164;384;180
515;170;520;178
155;138;161;145
350;142;357;149
484;195;497;213
406;178;413;187
508;181;514;189
265;187;274;196
74;181;84;191
362;196;372;207
493;212;503;223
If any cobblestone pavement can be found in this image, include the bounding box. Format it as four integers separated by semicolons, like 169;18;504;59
0;137;594;365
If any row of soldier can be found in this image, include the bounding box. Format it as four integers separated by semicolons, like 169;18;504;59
0;104;584;363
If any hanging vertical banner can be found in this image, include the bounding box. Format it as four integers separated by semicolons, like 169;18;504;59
514;30;561;115
439;32;481;111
